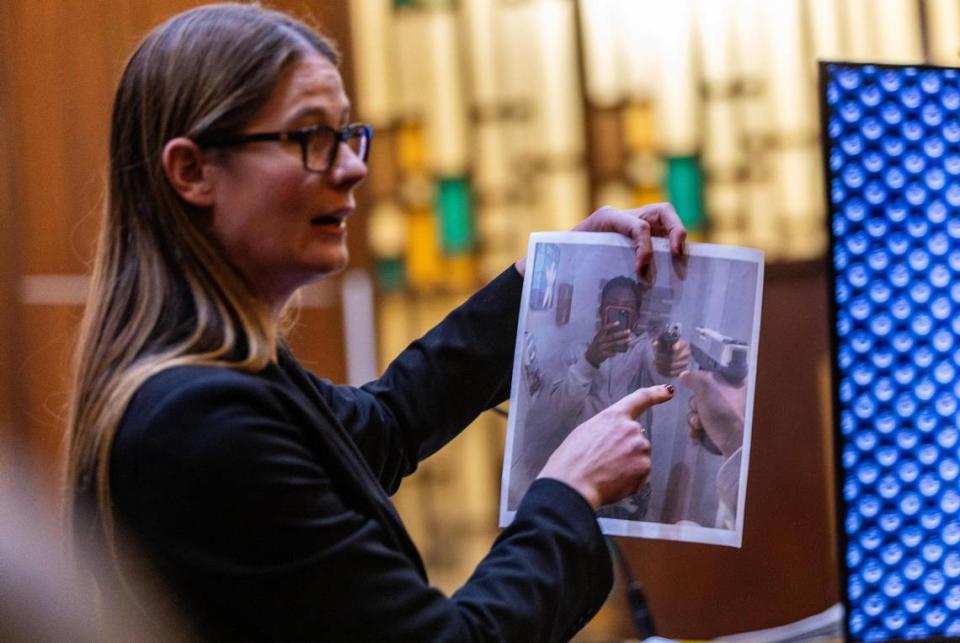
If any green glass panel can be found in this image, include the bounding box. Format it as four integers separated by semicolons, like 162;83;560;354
435;177;474;254
376;258;406;291
664;156;706;232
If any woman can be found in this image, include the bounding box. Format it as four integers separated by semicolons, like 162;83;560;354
65;4;686;641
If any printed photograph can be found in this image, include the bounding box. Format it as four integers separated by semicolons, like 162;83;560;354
500;233;764;547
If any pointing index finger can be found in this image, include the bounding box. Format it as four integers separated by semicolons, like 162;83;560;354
611;384;676;419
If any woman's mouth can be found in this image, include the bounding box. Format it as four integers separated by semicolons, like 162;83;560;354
310;209;351;229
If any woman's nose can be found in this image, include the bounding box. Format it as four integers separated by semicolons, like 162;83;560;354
329;141;367;188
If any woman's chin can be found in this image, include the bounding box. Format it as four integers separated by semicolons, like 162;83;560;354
269;249;350;298
307;249;350;280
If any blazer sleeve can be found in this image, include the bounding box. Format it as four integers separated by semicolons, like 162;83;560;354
111;372;613;642
312;266;524;492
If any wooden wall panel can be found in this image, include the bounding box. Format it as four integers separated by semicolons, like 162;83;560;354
0;0;26;463
4;0;356;493
8;3;99;273
19;306;84;493
285;307;348;385
6;0;202;275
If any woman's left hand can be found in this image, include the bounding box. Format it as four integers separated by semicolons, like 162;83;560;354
514;203;687;277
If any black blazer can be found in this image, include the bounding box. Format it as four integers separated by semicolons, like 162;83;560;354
105;267;613;641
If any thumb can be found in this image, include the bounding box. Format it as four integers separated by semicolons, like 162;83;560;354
679;369;707;394
611;384;675;418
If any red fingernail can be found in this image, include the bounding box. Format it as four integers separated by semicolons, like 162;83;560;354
666;384;675;394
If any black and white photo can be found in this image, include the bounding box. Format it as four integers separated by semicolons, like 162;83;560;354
501;233;764;547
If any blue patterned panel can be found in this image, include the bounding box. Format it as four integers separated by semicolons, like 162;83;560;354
824;62;960;642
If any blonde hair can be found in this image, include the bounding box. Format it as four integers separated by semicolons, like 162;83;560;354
65;3;338;569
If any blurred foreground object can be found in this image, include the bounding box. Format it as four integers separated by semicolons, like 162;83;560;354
0;443;186;642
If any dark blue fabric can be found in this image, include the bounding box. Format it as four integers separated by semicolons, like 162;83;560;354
108;267;613;641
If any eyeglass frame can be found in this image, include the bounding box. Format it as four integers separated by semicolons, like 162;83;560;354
199;122;373;173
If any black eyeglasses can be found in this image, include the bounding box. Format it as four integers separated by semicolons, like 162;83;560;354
202;122;372;173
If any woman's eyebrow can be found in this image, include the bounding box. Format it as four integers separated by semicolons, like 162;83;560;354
287;104;351;127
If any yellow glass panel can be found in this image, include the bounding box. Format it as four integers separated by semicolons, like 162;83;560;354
626;152;664;188
703;98;743;173
695;0;735;85
874;0;922;62
840;0;922;63
474;121;510;198
479;252;515;282
745;177;781;257
398;173;435;212
397;122;428;174
632;185;665;207
596;180;634;210
462;0;500;107
444;254;477;292
406;208;444;291
368;199;407;260
928;0;960;64
375;292;411;370
423;8;469;175
394;8;430;122
578;0;623;107
537;168;589;231
529;0;585;160
348;0;395;127
623;102;656;152
807;0;845;60
654;1;698;155
705;181;745;245
765;0;815;136
773;143;825;259
620;1;663;102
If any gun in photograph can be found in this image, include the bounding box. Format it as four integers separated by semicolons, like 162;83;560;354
655;321;682;357
690;326;749;455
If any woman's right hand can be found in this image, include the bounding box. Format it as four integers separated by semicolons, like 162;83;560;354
514;203;687;277
537;384;675;510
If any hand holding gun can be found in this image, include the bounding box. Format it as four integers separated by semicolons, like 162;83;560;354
652;322;689;378
686;326;749;455
680;368;747;460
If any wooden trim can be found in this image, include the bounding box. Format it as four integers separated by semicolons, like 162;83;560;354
0;0;27;454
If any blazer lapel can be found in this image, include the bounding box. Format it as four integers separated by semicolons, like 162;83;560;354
273;351;428;579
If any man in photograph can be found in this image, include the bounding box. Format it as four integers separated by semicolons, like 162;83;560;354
546;275;690;519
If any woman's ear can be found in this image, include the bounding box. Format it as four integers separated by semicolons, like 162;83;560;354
162;137;215;207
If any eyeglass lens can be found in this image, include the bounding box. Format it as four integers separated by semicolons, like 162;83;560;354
307;127;368;172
